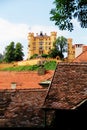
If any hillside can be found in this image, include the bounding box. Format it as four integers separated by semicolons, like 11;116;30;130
0;61;57;71
0;63;15;69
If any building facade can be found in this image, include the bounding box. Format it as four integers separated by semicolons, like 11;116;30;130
67;38;87;62
27;32;57;59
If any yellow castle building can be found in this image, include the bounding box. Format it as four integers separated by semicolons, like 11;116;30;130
27;31;84;62
67;38;87;62
27;31;57;59
67;38;75;62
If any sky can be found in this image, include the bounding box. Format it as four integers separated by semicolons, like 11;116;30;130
0;0;87;59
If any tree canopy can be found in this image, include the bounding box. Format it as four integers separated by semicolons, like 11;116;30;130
15;42;24;61
0;53;4;62
49;36;67;59
50;0;87;31
4;42;24;63
4;42;15;62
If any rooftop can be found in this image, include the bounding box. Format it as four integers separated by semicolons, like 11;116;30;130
43;62;87;110
73;50;87;62
0;70;54;89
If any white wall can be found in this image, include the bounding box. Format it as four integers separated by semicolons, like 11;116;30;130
75;44;83;58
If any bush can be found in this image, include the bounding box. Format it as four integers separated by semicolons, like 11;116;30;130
41;54;48;58
30;54;38;59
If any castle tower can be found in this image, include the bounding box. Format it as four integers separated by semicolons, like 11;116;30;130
50;32;57;49
67;38;75;62
27;33;34;59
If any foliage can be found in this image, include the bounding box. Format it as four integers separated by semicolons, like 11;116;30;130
4;41;24;63
50;0;87;31
0;53;4;63
44;61;57;70
48;48;60;58
41;54;48;58
30;54;38;59
15;42;24;61
4;42;15;62
54;36;67;59
49;36;67;59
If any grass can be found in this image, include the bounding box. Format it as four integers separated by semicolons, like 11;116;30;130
0;61;57;71
44;61;57;70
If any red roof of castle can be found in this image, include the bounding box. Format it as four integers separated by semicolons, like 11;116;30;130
0;71;54;89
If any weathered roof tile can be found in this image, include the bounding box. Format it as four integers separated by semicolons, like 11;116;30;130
43;63;87;110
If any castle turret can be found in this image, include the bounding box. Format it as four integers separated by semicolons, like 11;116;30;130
50;32;57;49
27;33;34;59
67;38;75;62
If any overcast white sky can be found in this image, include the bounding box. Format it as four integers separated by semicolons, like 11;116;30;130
0;0;87;59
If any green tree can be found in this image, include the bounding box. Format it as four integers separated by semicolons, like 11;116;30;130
15;42;24;61
49;36;67;59
48;48;60;58
4;41;15;62
0;53;4;62
50;0;87;31
54;36;67;58
30;54;38;59
4;42;24;63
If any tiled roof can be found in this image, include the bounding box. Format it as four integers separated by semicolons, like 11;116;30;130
73;50;87;62
43;62;87;110
83;46;87;52
0;70;54;89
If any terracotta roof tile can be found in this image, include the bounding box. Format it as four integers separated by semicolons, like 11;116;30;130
0;71;54;89
73;50;87;62
83;46;87;52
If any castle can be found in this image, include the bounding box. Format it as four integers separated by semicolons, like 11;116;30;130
0;32;87;128
27;31;57;59
27;31;87;62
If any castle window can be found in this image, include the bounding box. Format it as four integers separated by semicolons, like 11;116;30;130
45;46;47;50
39;41;43;45
33;47;36;50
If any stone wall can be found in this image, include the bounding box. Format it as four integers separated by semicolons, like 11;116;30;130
0;89;47;127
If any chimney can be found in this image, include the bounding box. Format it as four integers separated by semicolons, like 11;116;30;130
11;82;16;89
